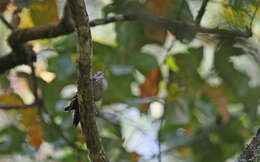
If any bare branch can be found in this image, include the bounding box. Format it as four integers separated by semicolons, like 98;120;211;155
89;14;134;27
195;0;210;26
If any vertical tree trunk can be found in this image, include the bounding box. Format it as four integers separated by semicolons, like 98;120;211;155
67;0;109;161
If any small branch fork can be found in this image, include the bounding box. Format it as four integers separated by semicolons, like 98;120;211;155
195;0;210;26
0;0;254;74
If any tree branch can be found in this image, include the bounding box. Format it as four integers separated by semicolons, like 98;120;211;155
0;102;37;110
0;5;252;74
0;14;14;30
67;0;109;161
237;130;260;162
195;0;210;26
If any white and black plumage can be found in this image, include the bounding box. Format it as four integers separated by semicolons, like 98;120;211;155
64;71;105;127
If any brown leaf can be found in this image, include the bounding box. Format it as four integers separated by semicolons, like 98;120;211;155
140;68;161;113
144;0;172;42
20;108;43;148
28;125;43;148
129;152;142;162
146;0;172;16
203;85;230;124
144;25;167;43
11;8;21;28
0;94;22;105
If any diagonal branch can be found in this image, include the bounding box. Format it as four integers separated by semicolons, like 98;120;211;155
0;14;14;30
195;0;210;26
237;130;260;161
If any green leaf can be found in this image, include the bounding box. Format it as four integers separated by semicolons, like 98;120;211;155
170;47;204;95
52;34;77;54
41;77;75;112
42;123;60;142
168;0;193;21
103;72;134;105
0;126;27;154
115;22;151;51
126;52;158;75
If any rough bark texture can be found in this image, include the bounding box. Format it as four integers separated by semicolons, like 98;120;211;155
237;131;260;162
67;0;109;162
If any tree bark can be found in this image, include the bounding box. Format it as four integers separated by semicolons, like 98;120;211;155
237;130;260;162
67;0;109;162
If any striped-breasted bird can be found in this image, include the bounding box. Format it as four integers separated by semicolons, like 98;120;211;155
64;71;105;127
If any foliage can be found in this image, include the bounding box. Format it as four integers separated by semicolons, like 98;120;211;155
0;0;260;161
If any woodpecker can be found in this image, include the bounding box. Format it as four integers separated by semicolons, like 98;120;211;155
64;71;105;127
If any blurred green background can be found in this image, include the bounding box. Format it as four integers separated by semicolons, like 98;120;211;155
0;0;260;161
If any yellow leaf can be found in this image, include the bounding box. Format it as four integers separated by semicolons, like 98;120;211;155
76;128;85;144
29;0;59;26
166;83;184;102
176;147;191;157
18;8;34;28
0;94;22;105
167;57;179;72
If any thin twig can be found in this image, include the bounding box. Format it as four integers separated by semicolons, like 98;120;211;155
158;118;164;162
89;14;134;27
249;1;259;29
29;63;38;101
0;102;37;110
0;14;14;30
195;0;210;26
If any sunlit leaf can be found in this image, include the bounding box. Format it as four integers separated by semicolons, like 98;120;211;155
18;8;34;28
